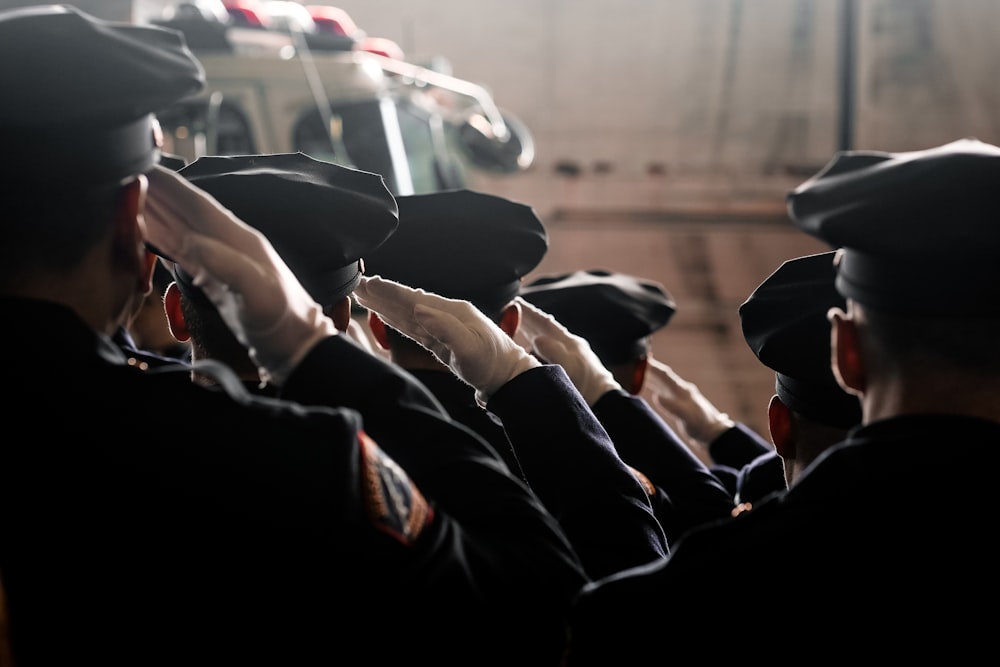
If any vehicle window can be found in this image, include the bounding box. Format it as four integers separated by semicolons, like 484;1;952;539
395;101;467;193
157;97;256;161
293;99;402;193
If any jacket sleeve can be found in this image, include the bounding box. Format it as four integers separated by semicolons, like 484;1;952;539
591;390;737;544
708;422;774;469
486;365;669;579
277;335;592;660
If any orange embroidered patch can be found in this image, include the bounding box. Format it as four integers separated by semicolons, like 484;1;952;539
358;429;433;545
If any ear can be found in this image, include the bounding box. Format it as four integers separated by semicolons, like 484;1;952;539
767;394;796;460
829;307;866;396
327;296;352;332
163;282;191;342
367;311;391;351
498;301;521;338
113;176;154;294
628;355;649;395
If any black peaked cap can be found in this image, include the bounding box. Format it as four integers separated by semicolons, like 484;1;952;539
0;4;205;188
520;269;676;365
176;153;398;305
787;137;1000;314
363;189;548;314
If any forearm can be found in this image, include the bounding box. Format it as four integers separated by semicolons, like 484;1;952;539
707;422;774;469
592;391;736;542
488;365;669;578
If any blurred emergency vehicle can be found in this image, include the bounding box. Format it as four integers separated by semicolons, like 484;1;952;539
152;1;534;194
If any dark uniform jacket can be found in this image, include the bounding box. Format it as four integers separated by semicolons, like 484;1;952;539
409;368;528;480
590;390;738;545
563;413;1000;664
1;297;588;667
486;367;669;579
409;367;668;580
700;421;787;507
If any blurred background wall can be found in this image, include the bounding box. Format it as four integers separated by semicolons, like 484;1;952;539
338;0;1000;440
13;0;1000;443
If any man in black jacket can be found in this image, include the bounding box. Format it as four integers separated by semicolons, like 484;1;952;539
563;139;1000;664
0;7;587;666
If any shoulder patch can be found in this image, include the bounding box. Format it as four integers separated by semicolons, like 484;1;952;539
358;429;434;545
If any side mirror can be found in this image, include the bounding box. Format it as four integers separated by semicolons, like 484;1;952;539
456;108;534;174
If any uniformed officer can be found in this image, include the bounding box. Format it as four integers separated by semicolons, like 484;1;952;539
0;6;588;666
562;138;1000;664
363;189;546;477
360;190;670;578
737;250;862;498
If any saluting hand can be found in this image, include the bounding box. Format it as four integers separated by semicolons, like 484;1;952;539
514;297;622;406
355;275;539;407
644;358;735;444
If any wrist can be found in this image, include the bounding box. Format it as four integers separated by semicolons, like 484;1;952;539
475;353;540;408
696;412;736;443
252;308;339;386
582;376;622;407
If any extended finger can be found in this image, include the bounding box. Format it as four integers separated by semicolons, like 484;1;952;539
146;165;260;251
514;297;570;339
412;303;475;360
354;276;427;341
142;180;199;261
531;335;572;366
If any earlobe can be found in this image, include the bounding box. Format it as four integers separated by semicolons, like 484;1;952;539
328;296;351;332
163;282;191;342
629;355;649;395
498;301;521;338
767;394;795;460
367;311;391;350
830;308;866;396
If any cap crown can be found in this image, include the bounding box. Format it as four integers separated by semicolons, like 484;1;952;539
788;138;1000;313
178;153;398;304
520;269;676;364
364;189;548;313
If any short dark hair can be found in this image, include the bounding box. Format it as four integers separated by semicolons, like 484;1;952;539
0;181;123;284
179;291;258;378
859;304;1000;374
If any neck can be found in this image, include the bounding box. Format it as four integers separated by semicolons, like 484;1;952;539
4;253;135;337
861;369;1000;424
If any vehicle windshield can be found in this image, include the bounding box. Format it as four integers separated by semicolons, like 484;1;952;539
158;93;465;195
